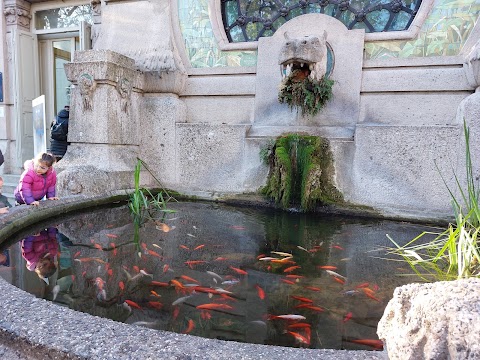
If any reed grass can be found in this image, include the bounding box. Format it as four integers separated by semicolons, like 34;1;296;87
386;120;480;281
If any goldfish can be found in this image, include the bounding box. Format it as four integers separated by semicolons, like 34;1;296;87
304;305;324;312
172;294;194;306
183;319;195;334
346;339;383;350
74;257;106;264
333;277;345;285
283;265;301;273
150;281;169;287
206;271;223;282
303;286;321;291
255;284;265;300
180;275;199;284
271;258;295;264
150;290;161;297
280;279;296;285
133;266;140;273
271;251;293;257
269;314;306;321
287;331;310;345
172;306;180;320
332;245;344;250
214;257;227;261
257;257;277;261
155;222;171;232
185;260;206;268
317;265;337;270
291;295;313;303
256;254;266;260
196;303;233;310
287;323;311;329
147;249;161;258
106;234;118;238
343;312;353;322
152;244;162;249
110;243;117;256
107;269;113;277
193;244;205;251
147;301;163;310
125;300;142;310
170;279;185;289
355;282;370;289
192;286;221;294
362;289;381;302
73;251;81;258
229;266;248;275
163;264;170;273
325;270;347;280
180;245;190;250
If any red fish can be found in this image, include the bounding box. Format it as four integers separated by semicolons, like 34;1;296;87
180;275;199;284
183;319;195;334
229;266;248;275
196;303;233;310
230;225;245;230
107;268;113;277
287;331;310;345
287;323;311;329
343;312;353;323
133;266;140;273
185;260;207;268
255;284;265;300
125;300;142;310
280;279;296;285
347;339;383;350
156;223;171;232
172;306;180;320
332;245;344;250
283;265;301;273
291;295;313;303
355;282;370;289
150;281;169;287
170;279;185;289
333;277;345;285
73;251;81;258
214;257;228;261
110;243;117;256
317;265;337;270
180;245;190;250
150;290;161;297
163;264;170;273
106;234;118;239
303;286;321;291
193;244;205;251
147;249;161;258
304;305;324;312
200;310;212;320
256;254;266;260
147;301;163;310
362;289;381;302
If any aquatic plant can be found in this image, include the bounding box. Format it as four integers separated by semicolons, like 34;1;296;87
278;73;334;117
262;134;342;211
386;121;480;281
128;158;176;253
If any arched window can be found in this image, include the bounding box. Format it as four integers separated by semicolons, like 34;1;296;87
222;0;422;42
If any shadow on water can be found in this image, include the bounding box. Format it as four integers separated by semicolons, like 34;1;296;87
0;202;438;351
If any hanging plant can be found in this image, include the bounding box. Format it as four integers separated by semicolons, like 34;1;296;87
278;70;334;117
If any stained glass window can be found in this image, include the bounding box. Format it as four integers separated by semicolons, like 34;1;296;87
222;0;422;42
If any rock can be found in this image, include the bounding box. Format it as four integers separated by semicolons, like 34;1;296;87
377;278;480;360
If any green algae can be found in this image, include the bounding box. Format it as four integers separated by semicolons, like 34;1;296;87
262;134;343;211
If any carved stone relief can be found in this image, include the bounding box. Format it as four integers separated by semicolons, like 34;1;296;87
116;77;132;114
3;5;32;29
78;73;97;111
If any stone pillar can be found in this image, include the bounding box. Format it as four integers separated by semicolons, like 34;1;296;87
56;50;143;196
458;39;480;179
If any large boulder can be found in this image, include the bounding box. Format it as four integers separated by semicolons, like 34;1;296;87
377;278;480;359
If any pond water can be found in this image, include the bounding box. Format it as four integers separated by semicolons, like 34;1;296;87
0;201;436;351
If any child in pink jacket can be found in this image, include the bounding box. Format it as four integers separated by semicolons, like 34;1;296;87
21;227;58;280
14;152;59;206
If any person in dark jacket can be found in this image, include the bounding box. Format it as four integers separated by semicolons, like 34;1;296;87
50;106;69;161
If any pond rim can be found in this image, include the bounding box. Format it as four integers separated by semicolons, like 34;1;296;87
0;192;400;359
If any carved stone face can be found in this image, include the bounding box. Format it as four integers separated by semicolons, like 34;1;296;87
278;31;328;81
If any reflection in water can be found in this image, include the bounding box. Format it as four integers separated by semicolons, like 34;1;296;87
0;202;436;350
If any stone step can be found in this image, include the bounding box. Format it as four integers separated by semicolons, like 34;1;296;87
246;125;355;140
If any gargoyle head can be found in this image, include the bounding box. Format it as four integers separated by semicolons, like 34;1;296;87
278;31;328;82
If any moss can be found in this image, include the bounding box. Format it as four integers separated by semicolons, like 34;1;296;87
278;73;334;117
261;134;343;211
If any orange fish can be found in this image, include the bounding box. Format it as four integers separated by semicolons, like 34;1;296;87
347;339;383;350
179;245;190;250
150;290;161;297
271;259;296;264
110;243;117;256
333;277;345;285
317;265;337;270
170;279;185;289
343;312;353;323
147;249;161;258
184;260;206;268
287;323;311;329
180;275;199;284
287;331;310;345
150;281;169;287
304;286;321;291
193;286;221;295
193;244;205;251
163;264;170;273
283;265;301;273
255;284;265;300
332;245;344;250
107;269;113;277
280;279;296;285
183;319;195;334
156;222;171;232
196;303;233;310
125;299;142;310
229;266;248;275
291;295;313;303
172;306;180;320
73;251;81;258
294;303;314;309
214;257;228;261
119;281;125;292
133;266;140;273
304;305;324;312
362;289;381;302
256;254;266;260
106;234;118;239
148;301;163;310
355;282;370;289
200;310;212;320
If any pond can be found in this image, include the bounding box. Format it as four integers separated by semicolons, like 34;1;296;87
0;201;435;351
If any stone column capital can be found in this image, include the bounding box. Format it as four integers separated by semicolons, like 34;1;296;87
464;39;480;91
3;0;31;30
